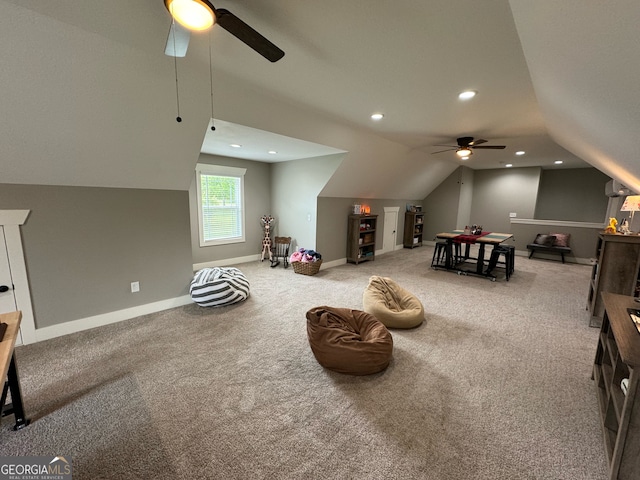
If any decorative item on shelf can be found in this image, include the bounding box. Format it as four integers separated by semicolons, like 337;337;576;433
604;217;618;234
621;195;640;233
290;248;323;276
361;205;371;215
352;204;362;215
619;218;631;235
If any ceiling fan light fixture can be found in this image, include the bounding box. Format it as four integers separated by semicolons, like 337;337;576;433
165;0;215;31
456;148;472;157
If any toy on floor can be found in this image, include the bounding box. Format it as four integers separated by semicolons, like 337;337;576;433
260;215;275;262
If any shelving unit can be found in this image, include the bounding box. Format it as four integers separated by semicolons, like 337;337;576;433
347;214;377;264
593;292;640;479
403;211;424;248
587;233;640;328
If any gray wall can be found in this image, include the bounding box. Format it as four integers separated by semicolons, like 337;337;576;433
190;154;271;266
422;169;464;242
535;168;610;222
470;167;541;233
423;166;609;244
456;167;474;230
271;154;344;251
317;197;420;262
0;184;193;329
510;222;601;260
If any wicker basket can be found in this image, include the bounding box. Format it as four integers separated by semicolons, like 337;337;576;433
291;260;322;276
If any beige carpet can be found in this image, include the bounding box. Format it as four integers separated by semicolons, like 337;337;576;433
0;246;608;479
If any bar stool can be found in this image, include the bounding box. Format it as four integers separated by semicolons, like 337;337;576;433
453;242;462;264
432;241;447;267
486;244;515;280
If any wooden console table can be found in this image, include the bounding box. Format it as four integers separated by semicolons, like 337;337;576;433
1;311;30;430
593;293;640;479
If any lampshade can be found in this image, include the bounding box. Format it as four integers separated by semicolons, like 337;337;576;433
456;148;472;157
165;0;215;31
621;195;640;212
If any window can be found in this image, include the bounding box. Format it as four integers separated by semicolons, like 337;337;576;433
196;164;247;246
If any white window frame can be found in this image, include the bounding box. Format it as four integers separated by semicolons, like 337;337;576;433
196;164;247;247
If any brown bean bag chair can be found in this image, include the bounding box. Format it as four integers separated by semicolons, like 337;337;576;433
306;306;393;375
362;276;424;329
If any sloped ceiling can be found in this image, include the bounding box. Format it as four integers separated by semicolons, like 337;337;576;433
510;0;640;194
1;0;637;198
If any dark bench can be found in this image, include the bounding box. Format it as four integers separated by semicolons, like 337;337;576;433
526;243;572;263
527;233;571;263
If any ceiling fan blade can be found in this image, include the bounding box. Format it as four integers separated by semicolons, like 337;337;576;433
473;145;506;149
214;8;285;62
469;139;487;146
165;22;191;57
431;148;457;154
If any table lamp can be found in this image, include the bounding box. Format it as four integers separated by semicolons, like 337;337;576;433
620;195;640;233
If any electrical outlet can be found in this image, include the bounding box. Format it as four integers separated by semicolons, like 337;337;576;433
131;281;140;293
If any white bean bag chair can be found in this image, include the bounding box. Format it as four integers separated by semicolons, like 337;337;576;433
362;276;424;329
190;267;250;307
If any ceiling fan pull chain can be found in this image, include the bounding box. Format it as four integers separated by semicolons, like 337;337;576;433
209;30;215;131
172;18;182;122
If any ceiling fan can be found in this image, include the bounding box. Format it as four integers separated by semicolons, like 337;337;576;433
163;0;285;62
432;137;506;157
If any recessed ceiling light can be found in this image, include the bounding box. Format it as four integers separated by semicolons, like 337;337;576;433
554;160;563;165
371;113;384;121
505;164;513;168
230;144;242;148
458;90;477;100
515;151;525;156
268;150;277;155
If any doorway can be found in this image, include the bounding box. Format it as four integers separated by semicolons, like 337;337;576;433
382;207;399;254
0;211;35;345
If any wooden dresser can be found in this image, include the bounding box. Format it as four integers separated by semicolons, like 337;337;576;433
593;293;640;479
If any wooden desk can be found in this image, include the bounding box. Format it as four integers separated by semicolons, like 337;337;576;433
1;311;30;430
435;231;514;279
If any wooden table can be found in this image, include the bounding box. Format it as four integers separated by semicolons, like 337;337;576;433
1;311;30;430
435;230;514;280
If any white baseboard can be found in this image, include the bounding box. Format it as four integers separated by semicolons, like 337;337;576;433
33;295;193;343
193;254;261;271
321;258;347;269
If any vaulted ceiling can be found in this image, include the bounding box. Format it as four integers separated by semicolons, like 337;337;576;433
1;0;639;198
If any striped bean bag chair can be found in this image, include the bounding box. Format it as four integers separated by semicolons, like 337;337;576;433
190;267;250;307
